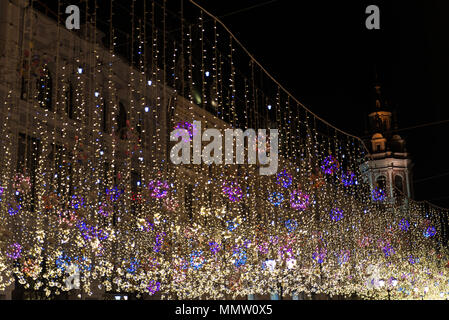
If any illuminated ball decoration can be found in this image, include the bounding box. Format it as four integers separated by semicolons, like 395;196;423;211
399;219;410;232
423;226;436;238
341;171;357;186
190;251;205;270
321;155;340;175
276;170;293;188
337;250;351;265
222;181;243;202
173;121;197;142
8;204;21;216
330;208;344;222
372;187;386;202
147;280;161;295
6;243;22;260
290;190;310;211
148;180;170;199
285;219;298;233
232;248;247;267
312;247;327;264
268;192;284;207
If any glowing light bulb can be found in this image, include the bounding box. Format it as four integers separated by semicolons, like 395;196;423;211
77;67;83;74
267;104;272;110
147;80;152;86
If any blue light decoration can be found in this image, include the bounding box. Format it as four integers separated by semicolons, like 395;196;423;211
383;244;395;257
77;221;109;241
222;181;243;202
337;250;351;265
268;192;284;207
126;258;140;274
56;254;92;272
232;247;247;267
190;250;205;270
285;219;298;233
330;208;344;222
147;280;161;295
209;241;221;254
398;219;410;232
276;170;293;188
312;247;327;264
226;220;239;232
8;204;21;216
70;195;85;210
320;155;340;175
423;226;436;238
154;232;166;253
341;171;357;186
106;186;123;202
371;187;386;202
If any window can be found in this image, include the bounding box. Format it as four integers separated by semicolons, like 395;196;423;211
394;175;404;193
37;68;52;110
376;176;386;191
117;102;127;139
17;134;40;212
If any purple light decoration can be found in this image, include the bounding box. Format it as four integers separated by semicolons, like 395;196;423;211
147;280;161;295
148;180;169;199
154;232;166;253
8;204;21;216
312;247;327;264
190;250;205;270
6;243;22;260
209;242;221;254
330;208;344;222
258;242;269;254
0;187;4;198
423;226;436;238
276;170;293;188
337;250;351;265
371;187;386;202
98;203;110;217
383;244;395;257
398;219;410;232
222;181;243;202
341;171;357;186
290;190;310;211
268;192;284;207
321;155;339;175
173;121;195;142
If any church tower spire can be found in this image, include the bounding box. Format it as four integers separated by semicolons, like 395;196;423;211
362;81;414;202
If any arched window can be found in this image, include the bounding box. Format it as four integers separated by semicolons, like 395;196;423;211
394;175;404;193
65;82;74;119
376;175;387;191
117;102;128;140
37;68;52;110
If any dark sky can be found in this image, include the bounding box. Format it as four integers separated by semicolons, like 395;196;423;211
194;0;449;208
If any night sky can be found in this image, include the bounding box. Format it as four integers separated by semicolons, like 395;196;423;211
194;0;449;208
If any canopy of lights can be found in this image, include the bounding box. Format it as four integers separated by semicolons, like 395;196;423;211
0;0;448;300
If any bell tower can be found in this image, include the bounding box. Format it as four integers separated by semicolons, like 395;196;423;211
362;83;414;201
